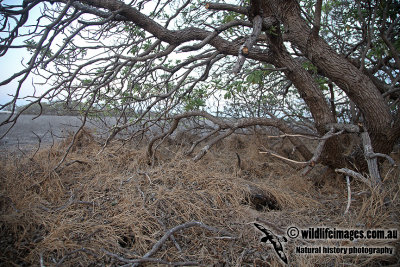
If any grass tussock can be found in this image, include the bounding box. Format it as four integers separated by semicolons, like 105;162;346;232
1;132;399;266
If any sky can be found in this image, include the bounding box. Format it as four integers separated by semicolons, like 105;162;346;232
0;0;45;106
0;43;40;106
0;0;161;107
0;0;237;109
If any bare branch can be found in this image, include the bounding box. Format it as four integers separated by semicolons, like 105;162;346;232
205;2;249;15
232;15;263;74
335;168;373;188
179;20;252;52
193;128;235;162
259;149;305;169
301;129;343;175
325;123;360;133
102;249;198;266
360;131;381;185
259;128;344;173
366;152;396;166
344;175;351;215
185;127;220;156
311;0;323;36
129;221;231;267
147;110;312;162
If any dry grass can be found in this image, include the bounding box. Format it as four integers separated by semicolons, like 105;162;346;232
1;131;399;266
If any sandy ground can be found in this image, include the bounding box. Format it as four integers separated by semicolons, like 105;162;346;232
0;114;117;152
0;113;158;154
0;113;221;149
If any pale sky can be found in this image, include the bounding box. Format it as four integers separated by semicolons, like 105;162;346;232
0;0;160;106
0;0;45;106
0;0;239;107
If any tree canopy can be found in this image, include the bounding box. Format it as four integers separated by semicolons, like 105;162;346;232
0;0;399;179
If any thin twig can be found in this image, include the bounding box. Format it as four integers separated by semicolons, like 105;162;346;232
40;252;45;267
344;176;351;215
131;221;232;267
64;159;90;167
56;248;97;267
102;248;199;266
265;133;318;139
137;171;152;184
39;191;94;212
259;149;307;164
259;129;344;174
30;130;43;159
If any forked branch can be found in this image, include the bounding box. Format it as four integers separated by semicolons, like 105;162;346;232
232;15;263;74
335;168;373;188
147;111;312;162
259;128;343;174
130;221;232;267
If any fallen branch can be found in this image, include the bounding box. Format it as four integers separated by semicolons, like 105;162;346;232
39;191;75;212
335;168;373;188
102;249;198;266
147;110;312;162
65;159;90;167
185;127;220;156
259;129;343;175
39;191;95;212
142;221;229;258
326;123;393;183
130;221;232;267
259;149;304;169
56;248;98;267
193;129;235;162
365;152;396;166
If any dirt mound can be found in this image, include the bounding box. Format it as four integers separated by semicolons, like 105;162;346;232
1;134;399;266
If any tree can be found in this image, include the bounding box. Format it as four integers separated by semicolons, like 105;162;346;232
0;0;399;180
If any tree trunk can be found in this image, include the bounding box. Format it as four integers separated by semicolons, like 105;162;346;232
255;0;400;172
258;7;344;168
262;0;397;156
272;46;344;167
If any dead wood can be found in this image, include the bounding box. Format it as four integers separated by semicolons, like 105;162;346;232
147;110;312;162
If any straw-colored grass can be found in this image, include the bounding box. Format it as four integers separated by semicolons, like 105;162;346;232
1;131;399;266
